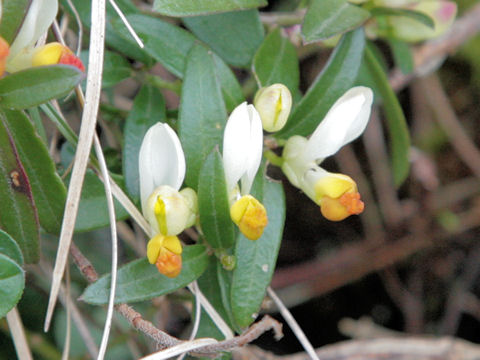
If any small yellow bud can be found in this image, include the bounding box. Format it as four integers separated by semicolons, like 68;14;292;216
314;174;364;221
32;43;64;67
147;234;182;278
230;195;268;240
254;83;292;132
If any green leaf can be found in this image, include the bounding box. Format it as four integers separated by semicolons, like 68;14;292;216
197;258;237;334
364;45;410;185
212;54;245;112
277;28;366;138
80;51;132;88
178;44;227;188
153;0;267;17
0;65;84;109
231;179;286;328
198;151;236;249
183;10;264;67
81;245;209;304
123;85;166;203
302;0;370;42
1;109;66;234
112;14;196;78
0;253;24;318
0;230;23;265
371;7;435;29
388;38;414;75
252;28;300;94
0;0;30;44
0;119;39;263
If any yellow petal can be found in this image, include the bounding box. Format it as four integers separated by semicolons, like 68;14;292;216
230;195;268;240
146;234;164;264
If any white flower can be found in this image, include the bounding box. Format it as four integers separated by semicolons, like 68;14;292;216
222;102;263;199
282;86;373;221
139;123;196;236
253;83;292;132
222;102;268;240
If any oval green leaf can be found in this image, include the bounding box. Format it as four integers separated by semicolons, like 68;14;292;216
178;44;227;188
183;10;264;67
252;28;300;94
153;0;267;17
231;179;286;328
371;7;435;29
213;54;245;112
1;109;66;234
0;230;23;265
81;245;209;304
198;150;236;250
81;50;132;88
0;119;39;263
0;253;25;318
364;45;410;186
123;85;166;203
277;28;366;139
302;0;370;43
0;65;84;109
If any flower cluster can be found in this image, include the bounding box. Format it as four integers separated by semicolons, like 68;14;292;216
139;84;374;277
0;0;84;77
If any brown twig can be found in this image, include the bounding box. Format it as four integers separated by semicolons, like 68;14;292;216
69;243;283;357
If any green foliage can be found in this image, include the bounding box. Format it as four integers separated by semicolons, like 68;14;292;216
81;245;209;304
153;0;267;17
0;65;84;109
0;253;24;318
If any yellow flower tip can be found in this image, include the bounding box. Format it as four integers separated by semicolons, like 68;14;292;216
320;191;364;221
156;248;182;278
230;195;268;240
147;234;182;278
154;196;168;235
32;42;85;72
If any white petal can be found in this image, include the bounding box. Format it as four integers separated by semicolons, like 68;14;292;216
139;123;186;211
9;0;58;59
305;87;373;162
240;105;263;195
222;102;251;192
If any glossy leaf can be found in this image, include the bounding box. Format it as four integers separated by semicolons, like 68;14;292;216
178;44;227;188
80;50;132;88
0;0;30;44
231;178;286;328
0;253;25;318
81;245;209;304
153;0;267;17
302;0;370;42
371;7;435;29
183;10;264;67
0;230;23;265
123;85;166;203
198;151;236;249
277;29;366;138
0;119;39;263
1;109;66;234
364;45;410;186
0;65;84;109
252;28;300;94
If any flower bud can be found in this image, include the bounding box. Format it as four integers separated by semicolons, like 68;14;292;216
254;84;292;132
145;185;191;236
230;195;268;240
147;234;182;278
32;42;85;71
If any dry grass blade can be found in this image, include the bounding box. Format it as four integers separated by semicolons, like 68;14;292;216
141;339;219;360
44;0;106;332
6;307;33;360
94;136;119;360
61;265;72;360
267;287;319;360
